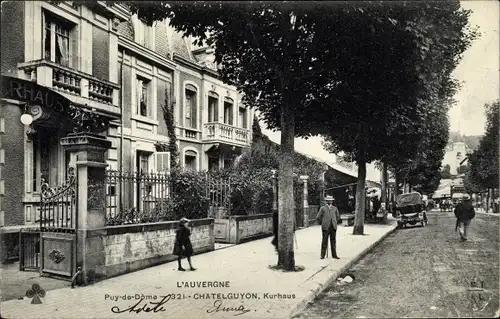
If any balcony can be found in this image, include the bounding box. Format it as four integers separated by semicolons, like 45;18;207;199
203;122;251;146
18;60;120;113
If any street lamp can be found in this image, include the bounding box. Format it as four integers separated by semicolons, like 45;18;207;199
20;103;34;126
20;113;33;125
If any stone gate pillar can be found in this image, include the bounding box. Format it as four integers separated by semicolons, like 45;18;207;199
60;133;111;285
300;175;309;227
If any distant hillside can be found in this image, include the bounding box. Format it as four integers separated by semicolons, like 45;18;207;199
449;131;482;152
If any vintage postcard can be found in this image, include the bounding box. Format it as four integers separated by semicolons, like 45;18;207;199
0;1;498;318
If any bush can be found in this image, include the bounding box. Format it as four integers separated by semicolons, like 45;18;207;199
211;168;273;216
170;169;210;220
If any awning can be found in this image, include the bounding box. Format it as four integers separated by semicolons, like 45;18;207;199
1;75;117;133
432;186;451;199
56;90;120;121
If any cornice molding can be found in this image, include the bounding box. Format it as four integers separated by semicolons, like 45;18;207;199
118;37;177;71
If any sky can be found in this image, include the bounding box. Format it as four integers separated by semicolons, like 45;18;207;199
450;0;500;136
260;1;499;181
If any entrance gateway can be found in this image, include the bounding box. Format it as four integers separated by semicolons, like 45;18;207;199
2;75;113;280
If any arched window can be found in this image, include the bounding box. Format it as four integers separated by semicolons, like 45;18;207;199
208;91;219;122
184;150;197;170
223;97;234;125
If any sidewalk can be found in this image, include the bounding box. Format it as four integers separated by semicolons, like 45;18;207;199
0;219;397;319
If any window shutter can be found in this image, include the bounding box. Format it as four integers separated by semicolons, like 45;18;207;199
156;152;171;173
136;78;142;115
191;92;197;129
70;25;79;69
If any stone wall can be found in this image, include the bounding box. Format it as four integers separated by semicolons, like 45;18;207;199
84;218;214;280
214;214;273;244
232;214;273;244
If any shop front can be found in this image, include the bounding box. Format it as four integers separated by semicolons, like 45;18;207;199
0;75;115;269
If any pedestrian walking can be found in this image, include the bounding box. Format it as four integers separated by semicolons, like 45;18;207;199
173;217;196;271
316;195;341;259
454;194;476;241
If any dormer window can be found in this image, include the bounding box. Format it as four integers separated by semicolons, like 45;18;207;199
135;18;151;48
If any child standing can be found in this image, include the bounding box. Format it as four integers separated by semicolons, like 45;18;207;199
173;217;196;271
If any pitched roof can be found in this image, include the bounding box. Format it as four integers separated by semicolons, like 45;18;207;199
170;29;195;61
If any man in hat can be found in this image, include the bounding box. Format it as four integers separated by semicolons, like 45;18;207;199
454;194;475;241
316;195;341;259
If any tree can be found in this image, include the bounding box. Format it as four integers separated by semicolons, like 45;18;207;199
252;115;263;140
457;165;468;175
126;2;380;271
466;101;499;190
441;164;452;180
321;1;476;234
64;0;476;266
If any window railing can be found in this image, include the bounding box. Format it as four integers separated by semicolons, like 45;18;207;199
18;60;119;106
184;128;199;140
203;122;250;145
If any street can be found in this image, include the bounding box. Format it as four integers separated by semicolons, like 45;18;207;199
294;211;499;318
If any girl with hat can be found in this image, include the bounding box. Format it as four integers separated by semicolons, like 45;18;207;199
173;217;196;271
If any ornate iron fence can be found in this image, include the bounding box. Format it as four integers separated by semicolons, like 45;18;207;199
104;170;174;225
39;167;76;232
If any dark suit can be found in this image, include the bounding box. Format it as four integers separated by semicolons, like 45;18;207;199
454;200;475;240
316;204;341;258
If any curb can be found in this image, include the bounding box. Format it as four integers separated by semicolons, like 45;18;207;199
288;224;399;319
476;211;499;217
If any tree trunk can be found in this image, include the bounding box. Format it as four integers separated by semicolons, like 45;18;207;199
395;174;400;196
486;188;491;213
277;104;295;270
381;162;388;207
353;160;367;235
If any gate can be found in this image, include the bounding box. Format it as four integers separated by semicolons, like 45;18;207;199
19;228;40;271
38;167;77;279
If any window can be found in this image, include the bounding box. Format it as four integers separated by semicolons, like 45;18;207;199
136;151;150;173
32;128;60;192
44;13;72;67
208;157;219;171
136;19;150;48
185;87;197;128
184;150;197;171
155;152;171;173
224;101;233;125
208;95;218;122
238;107;247;129
136;77;150;117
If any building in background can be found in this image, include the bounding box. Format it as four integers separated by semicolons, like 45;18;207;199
442;141;470;175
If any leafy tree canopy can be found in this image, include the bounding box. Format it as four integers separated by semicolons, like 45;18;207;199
466;100;499;190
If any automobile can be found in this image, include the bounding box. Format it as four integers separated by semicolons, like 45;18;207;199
396;192;428;229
